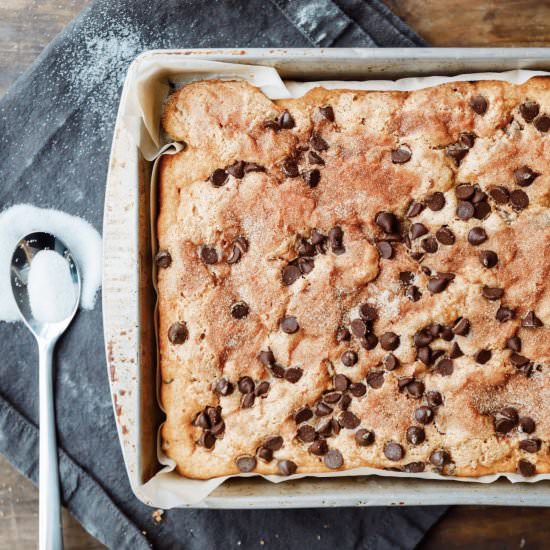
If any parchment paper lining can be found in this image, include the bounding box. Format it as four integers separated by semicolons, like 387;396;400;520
123;59;550;506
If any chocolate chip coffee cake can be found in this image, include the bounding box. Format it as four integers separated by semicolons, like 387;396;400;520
157;78;550;480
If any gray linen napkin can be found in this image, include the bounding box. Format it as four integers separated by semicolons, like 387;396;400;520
0;1;446;548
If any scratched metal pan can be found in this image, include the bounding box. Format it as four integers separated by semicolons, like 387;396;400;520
103;48;550;508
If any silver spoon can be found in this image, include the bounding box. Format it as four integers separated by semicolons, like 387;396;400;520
10;232;81;550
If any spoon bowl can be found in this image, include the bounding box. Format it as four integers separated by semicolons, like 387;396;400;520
10;231;81;550
11;231;81;341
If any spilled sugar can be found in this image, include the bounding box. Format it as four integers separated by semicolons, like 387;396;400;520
0;204;102;323
28;250;77;324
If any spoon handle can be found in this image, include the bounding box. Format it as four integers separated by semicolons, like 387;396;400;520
38;339;64;550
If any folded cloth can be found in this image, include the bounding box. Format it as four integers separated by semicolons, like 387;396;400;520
0;1;446;548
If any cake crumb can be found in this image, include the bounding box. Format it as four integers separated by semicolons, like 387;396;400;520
152;509;164;523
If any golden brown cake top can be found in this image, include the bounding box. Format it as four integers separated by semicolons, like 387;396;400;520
157;78;550;480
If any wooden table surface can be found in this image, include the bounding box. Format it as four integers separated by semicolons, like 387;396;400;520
2;1;550;548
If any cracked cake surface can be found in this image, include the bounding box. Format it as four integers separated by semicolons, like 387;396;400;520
157;78;550;480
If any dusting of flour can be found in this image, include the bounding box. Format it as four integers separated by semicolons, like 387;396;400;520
0;204;102;323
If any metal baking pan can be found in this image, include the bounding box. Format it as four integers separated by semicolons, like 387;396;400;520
103;48;550;508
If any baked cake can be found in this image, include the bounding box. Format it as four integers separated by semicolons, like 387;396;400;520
157;77;550;480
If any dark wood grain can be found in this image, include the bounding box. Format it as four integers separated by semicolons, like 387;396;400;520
384;0;550;47
2;1;550;549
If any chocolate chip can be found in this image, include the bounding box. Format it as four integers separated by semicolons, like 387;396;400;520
533;114;550;132
436;358;454;376
449;342;464;359
496;306;515;322
435;226;455;245
421;236;438;254
375;211;399;234
341;350;358;367
427;391;443;408
227;160;245;178
271;364;286;379
489;186;510;204
277;460;297;475
384;442;405;461
514;166;539;187
324;449;344;469
227;245;242;264
441;326;454;341
198;431;216;449
361;333;379;350
404;462;425;473
474;349;492;364
494;407;519;433
349;382;367;397
339;394;352;411
379;332;399;351
309;439;329;456
406;286;422;302
510;189;529;210
522;310;543;328
259;349;275;366
200;246;218;264
302;169;321;188
416;346;432;366
414;329;433;348
255;381;270;397
459;133;476;149
469;95;488;115
474;200;491;220
407;201;425;218
430;450;450;467
168;321;188;344
296;239;313;258
457;200;475;220
282;264;301;285
506;336;522;352
427;274;454;294
319;105;335;121
510;352;530;367
384;353;400;371
257;446;273;462
518;459;536;477
231;301;249;319
519;438;541;453
155;250;172;268
414;406;434;424
236;455;257;472
406;426;425;445
355;429;375;447
446;142;469;164
336;327;351;343
480;250;498;268
520;101;540;122
410;223;428;240
244;162;265;174
261;436;283;451
333;374;350;392
431;349;445;363
405;380;425;399
337;411;360;430
308;151;325;165
282;158;299;178
214;378;234;396
238;376;255;394
425;192;445;211
209;168;228;187
315;402;333;417
294;406;313;424
285;367;303;384
455;184;475;200
392;145;412;164
298;257;315;274
297;424;316;443
366;371;385;389
349;319;367;338
399;271;414;285
281;315;299;334
278;111;295;129
466;227;487;246
193;411;210;429
482;286;504;300
519;417;536;434
322;392;341;405
377;241;393;259
210;420;225;437
310;132;329;151
328;226;345;254
241;393;255;408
